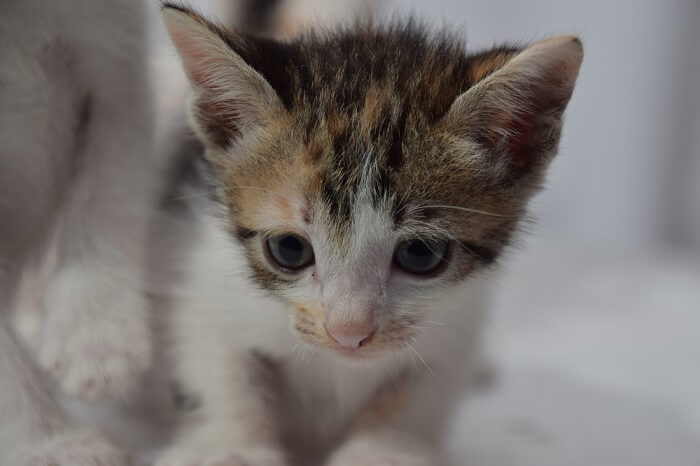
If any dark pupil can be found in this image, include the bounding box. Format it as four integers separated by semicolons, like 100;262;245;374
405;241;436;269
277;235;305;264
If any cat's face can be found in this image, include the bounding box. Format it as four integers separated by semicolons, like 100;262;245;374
163;5;582;358
219;115;507;356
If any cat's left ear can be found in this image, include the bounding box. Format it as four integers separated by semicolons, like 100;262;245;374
444;36;583;175
162;6;285;148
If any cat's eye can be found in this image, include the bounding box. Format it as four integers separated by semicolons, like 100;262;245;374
393;240;449;275
266;234;315;271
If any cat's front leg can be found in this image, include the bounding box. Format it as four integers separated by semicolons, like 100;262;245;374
155;351;286;466
154;422;286;466
327;366;468;466
326;398;437;466
327;430;435;466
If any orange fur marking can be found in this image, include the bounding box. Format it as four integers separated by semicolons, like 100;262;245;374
468;51;517;84
353;383;409;429
325;111;348;138
360;87;389;130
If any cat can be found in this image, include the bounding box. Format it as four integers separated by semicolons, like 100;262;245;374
150;4;583;466
0;0;156;463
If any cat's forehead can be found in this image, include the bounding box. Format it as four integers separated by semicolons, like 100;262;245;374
222;27;521;215
221;27;530;253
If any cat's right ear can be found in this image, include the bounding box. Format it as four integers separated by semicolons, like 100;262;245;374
443;36;582;178
162;5;284;148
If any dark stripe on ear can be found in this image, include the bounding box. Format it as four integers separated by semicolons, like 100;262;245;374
459;241;497;265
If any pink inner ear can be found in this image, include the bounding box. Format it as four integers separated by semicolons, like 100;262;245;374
166;23;248;146
478;109;539;171
505;118;536;170
164;12;235;96
480;79;567;171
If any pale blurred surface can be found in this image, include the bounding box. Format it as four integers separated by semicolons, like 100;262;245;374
445;237;700;465
146;1;700;464
386;0;700;252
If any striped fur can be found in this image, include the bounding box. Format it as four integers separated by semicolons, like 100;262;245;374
164;4;582;293
159;5;582;464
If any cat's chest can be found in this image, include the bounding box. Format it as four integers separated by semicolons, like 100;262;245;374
268;350;400;460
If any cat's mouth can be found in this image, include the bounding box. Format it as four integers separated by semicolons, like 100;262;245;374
293;307;418;358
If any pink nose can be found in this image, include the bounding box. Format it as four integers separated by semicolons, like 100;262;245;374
325;321;376;349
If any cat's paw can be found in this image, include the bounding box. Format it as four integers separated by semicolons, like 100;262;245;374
38;266;152;401
15;429;127;466
327;438;436;466
154;444;286;466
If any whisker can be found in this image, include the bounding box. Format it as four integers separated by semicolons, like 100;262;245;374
168;189;221;201
409;204;515;218
424;320;445;326
255;156;296;187
405;343;433;376
401;219;455;242
236;185;288;197
168;185;287;202
292;341;310;364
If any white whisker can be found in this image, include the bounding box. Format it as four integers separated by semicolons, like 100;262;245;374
410;204;514;218
169;184;293;204
405;343;433;376
235;185;288;197
168;189;220;201
255;156;296;186
424;320;445;326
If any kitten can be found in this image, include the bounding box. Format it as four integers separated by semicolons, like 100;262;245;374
154;4;582;465
0;0;155;463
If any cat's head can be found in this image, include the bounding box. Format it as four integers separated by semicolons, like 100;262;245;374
163;5;582;358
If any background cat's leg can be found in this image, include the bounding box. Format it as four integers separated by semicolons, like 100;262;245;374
0;12;126;464
0;315;126;466
37;0;158;401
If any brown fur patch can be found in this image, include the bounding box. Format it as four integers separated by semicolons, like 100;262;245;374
324;111;348;139
353;381;410;430
468;49;519;84
360;87;390;132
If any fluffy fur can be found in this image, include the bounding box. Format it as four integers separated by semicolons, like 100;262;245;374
0;0;155;463
150;5;583;466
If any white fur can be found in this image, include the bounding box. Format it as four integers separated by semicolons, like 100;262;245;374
0;0;157;463
151;7;497;464
145;184;493;465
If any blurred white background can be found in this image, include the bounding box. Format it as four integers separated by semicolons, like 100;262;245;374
386;0;700;251
148;1;700;464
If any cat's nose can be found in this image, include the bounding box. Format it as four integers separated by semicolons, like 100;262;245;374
324;320;376;349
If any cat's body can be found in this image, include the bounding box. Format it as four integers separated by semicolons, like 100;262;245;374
148;168;491;464
145;6;583;465
0;0;155;463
